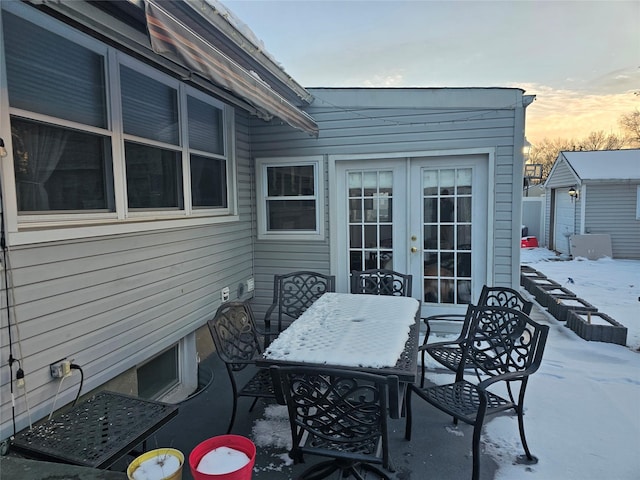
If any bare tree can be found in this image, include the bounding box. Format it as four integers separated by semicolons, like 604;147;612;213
527;137;575;182
619;109;640;146
580;130;628;150
528;130;629;183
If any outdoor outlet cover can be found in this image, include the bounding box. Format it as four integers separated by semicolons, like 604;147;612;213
221;287;230;302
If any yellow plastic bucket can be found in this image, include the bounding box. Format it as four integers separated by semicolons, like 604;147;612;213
127;448;184;480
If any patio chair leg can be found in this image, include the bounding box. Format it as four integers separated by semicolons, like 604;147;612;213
226;366;239;434
404;385;413;440
248;397;260;412
517;405;533;460
471;422;482;480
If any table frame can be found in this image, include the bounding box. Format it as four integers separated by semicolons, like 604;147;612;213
256;293;420;416
11;391;178;469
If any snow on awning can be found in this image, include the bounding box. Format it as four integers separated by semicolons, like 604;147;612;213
145;0;318;136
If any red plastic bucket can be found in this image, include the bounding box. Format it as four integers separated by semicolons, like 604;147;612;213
189;435;256;480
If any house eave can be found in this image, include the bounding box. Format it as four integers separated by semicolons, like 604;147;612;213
25;0;318;135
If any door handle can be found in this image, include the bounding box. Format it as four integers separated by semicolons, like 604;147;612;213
411;247;418;253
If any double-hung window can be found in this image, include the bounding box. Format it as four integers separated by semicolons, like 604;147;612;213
4;10;114;215
1;3;235;241
256;157;325;240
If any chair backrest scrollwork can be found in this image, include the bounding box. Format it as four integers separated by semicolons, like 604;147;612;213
208;302;262;372
270;365;397;469
459;305;548;380
351;269;413;297
265;271;336;334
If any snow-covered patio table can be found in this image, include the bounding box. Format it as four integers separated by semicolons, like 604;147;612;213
259;292;421;416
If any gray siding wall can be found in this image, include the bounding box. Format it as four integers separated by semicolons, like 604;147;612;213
248;89;527;319
0;112;255;436
544;159;578;247
584;182;640;259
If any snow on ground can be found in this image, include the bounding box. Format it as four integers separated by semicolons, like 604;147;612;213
252;249;640;479
480;247;640;479
521;247;640;350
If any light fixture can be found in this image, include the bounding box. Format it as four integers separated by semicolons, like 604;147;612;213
0;138;7;158
568;186;579;201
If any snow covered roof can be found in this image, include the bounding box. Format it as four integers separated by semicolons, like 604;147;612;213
562;149;640;181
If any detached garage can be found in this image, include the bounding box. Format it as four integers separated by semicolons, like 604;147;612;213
544;149;640;259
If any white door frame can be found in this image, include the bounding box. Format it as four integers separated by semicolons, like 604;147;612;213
329;148;496;304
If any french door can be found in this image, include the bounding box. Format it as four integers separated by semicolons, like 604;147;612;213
336;155;489;318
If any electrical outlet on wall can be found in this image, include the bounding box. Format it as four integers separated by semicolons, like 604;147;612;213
247;278;255;292
221;286;230;302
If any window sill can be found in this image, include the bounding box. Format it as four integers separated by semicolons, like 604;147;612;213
8;214;240;246
257;231;325;242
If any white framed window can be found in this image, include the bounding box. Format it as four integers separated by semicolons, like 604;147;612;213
256;156;325;241
0;2;237;243
137;332;198;403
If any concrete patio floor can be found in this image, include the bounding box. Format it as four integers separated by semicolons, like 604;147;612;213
148;351;500;480
3;304;565;480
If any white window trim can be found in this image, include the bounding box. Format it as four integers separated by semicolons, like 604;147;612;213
0;1;239;246
138;332;198;404
636;185;640;220
256;156;325;241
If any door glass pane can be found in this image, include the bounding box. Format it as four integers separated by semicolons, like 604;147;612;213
350;251;363;271
348;172;362;196
423;198;437;223
349;225;362;248
348;170;394;273
379;171;393;191
457;197;471;222
424;225;437;249
380;225;392;248
422;170;438;195
457;168;472;194
349;199;362;222
363;172;377;196
457;224;472;249
364;225;377;247
422;167;473;305
440;169;455;191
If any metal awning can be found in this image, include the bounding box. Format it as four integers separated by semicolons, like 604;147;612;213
145;0;318;136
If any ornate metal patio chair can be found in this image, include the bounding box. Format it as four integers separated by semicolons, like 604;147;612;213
421;285;533;387
406;305;549;480
350;268;413;297
270;365;399;480
263;271;336;344
207;301;275;434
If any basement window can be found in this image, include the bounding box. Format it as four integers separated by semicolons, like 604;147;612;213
137;346;179;400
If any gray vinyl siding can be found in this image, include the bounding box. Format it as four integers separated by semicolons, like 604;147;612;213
0;112;255;435
584;182;640;259
249;88;527;317
544;159;579;247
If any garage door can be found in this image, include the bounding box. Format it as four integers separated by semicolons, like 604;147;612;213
553;188;575;254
